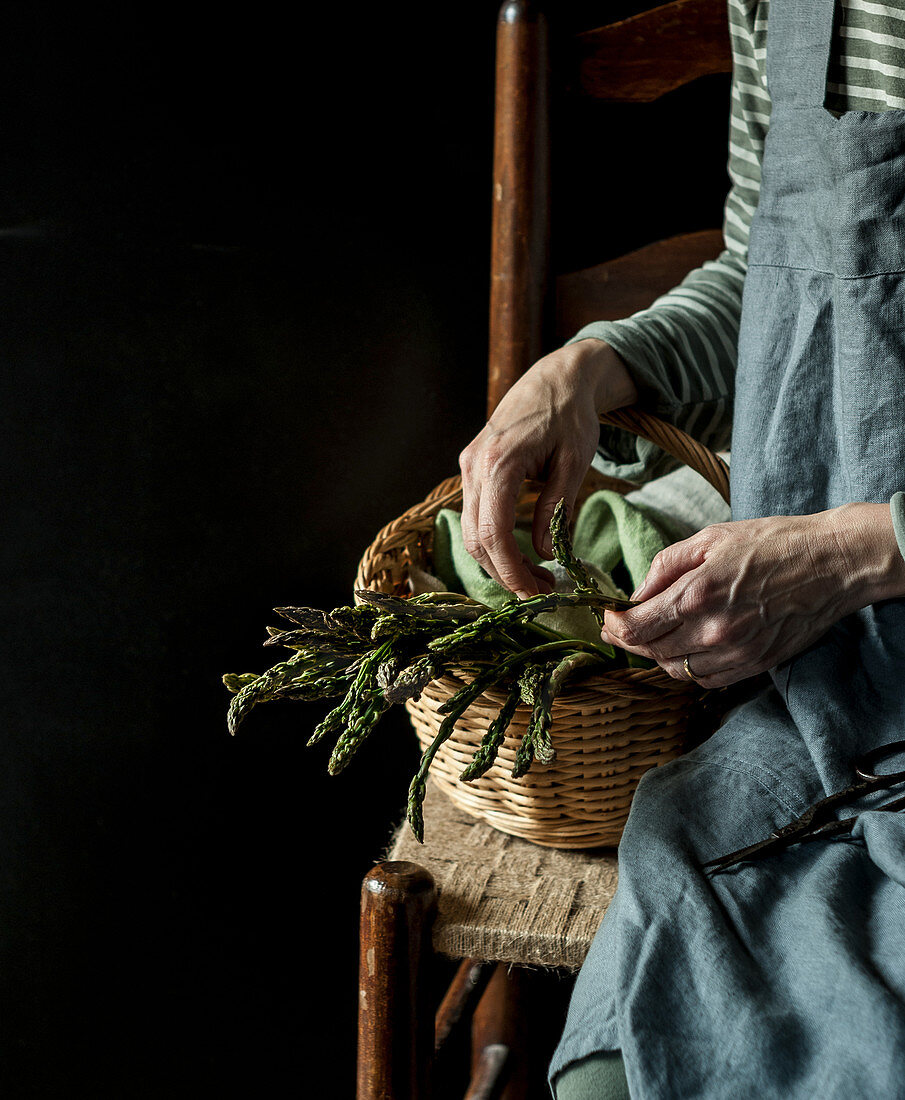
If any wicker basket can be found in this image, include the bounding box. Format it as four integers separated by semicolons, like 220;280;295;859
354;407;735;849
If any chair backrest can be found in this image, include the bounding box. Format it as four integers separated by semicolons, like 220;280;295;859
487;0;732;416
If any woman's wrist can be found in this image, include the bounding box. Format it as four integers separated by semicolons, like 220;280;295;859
566;338;638;414
828;502;905;607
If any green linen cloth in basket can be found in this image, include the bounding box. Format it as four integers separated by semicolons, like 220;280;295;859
429;490;675;646
411;460;731;645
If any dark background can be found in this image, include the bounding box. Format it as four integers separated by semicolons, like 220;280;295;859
1;3;730;1095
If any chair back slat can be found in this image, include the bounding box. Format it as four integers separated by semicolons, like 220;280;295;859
555;229;724;342
571;0;731;103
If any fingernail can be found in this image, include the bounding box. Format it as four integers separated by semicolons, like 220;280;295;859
542;534;552;558
631;582;647;601
516;589;533;601
600;628;611;643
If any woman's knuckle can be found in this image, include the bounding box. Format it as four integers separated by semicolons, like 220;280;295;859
496;567;521;590
462;536;486;559
646;553;668;581
700;620;731;648
677;577;708;615
702;522;729;544
557;449;584;477
478;442;507;474
723;620;750;647
476;521;503;547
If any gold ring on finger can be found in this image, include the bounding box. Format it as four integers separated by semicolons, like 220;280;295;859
683;655;701;684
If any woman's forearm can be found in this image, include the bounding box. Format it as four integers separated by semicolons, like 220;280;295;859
832;502;905;606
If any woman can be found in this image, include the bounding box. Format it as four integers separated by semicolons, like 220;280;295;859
459;1;905;1095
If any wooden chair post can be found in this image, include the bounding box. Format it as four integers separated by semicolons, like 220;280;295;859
357;861;437;1100
487;0;551;417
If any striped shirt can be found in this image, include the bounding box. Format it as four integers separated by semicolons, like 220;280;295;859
573;0;905;485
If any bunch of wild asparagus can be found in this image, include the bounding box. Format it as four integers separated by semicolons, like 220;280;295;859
224;499;633;842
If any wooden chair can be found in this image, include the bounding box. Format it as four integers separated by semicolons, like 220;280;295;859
357;2;732;1097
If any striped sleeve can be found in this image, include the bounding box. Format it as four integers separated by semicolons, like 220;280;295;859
826;0;905;112
567;254;745;482
567;0;769;484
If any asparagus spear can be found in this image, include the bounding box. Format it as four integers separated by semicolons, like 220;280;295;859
274;603;380;640
406;638;603;840
354;589;488;622
519;650;608;772
426;591;623;657
222;672;262;693
263;627;372;654
383;652;446;705
511;661;558;777
308;638;394;753
458;680;522;781
549;498;611;631
227;652;312;735
406;652;532;841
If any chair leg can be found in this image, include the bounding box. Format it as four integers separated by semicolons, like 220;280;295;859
435;959;495;1056
357;860;437;1100
466;963;529;1100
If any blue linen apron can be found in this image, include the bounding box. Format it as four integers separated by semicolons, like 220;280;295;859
549;0;905;1095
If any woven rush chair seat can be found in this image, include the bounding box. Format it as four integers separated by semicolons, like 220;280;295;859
386;779;618;971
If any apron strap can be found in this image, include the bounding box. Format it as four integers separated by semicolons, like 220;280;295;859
765;0;839;110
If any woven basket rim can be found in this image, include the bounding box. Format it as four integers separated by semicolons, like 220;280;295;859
434;661;702;703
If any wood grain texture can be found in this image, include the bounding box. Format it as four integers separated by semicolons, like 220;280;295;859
555;228;725;338
572;0;731;102
434;958;494;1056
357;862;437;1100
487;1;551;417
468;965;523;1100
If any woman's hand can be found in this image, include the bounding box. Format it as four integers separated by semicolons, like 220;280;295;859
602;504;905;687
458;339;638;598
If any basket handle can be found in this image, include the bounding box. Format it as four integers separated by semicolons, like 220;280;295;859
600;406;730;504
353;407;730;597
406;407;729;516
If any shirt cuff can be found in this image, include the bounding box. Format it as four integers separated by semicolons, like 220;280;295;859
890;492;905;564
567;326;732;486
567;327;678;485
